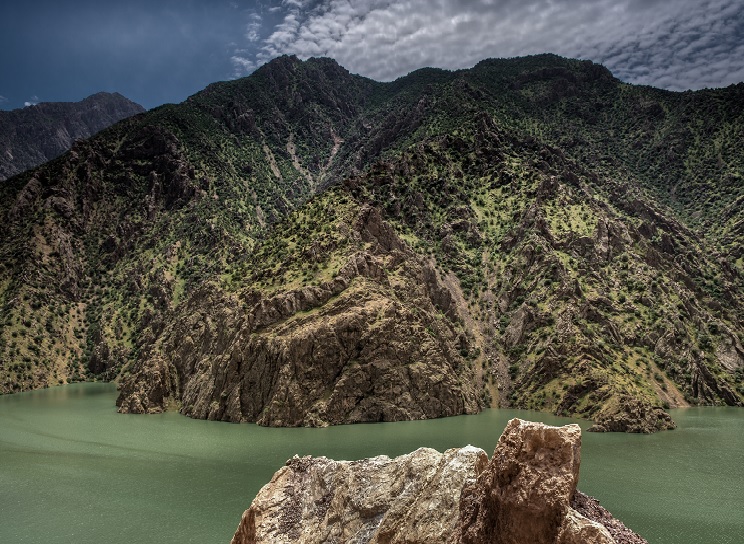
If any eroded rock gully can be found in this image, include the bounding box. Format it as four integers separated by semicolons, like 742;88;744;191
231;418;646;544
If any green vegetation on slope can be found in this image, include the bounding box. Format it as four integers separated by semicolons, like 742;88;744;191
0;54;742;431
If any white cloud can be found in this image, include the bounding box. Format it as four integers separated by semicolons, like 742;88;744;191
0;95;7;104
231;55;257;77
24;95;40;107
245;12;263;43
282;0;311;8
229;8;268;78
246;0;744;90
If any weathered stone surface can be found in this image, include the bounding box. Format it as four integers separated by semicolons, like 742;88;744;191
587;396;676;433
573;491;648;544
231;446;488;544
557;508;615;544
115;355;178;414
231;419;647;544
458;418;610;544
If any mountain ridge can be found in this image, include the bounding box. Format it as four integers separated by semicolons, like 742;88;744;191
0;92;146;181
0;54;742;432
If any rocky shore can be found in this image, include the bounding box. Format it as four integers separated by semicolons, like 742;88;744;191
231;418;646;543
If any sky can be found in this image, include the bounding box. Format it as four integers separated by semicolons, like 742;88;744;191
1;0;743;111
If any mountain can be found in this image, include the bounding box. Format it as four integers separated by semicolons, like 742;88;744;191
0;92;145;181
1;55;742;432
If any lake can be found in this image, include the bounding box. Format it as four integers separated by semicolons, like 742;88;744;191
1;383;742;544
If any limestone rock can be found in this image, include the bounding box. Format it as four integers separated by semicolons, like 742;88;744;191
232;419;647;544
458;418;611;544
573;492;648;544
231;446;488;544
557;508;615;544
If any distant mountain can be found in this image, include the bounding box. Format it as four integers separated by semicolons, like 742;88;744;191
0;92;145;181
0;55;742;432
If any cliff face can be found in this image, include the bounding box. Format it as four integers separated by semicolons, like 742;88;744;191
0;92;145;181
116;204;482;425
231;418;645;544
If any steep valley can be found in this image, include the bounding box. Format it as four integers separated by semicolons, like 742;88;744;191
1;54;742;431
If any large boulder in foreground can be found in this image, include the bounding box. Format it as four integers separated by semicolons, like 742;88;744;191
231;418;646;543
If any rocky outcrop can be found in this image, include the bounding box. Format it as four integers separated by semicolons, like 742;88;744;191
115;355;179;414
0;92;144;180
457;419;613;544
117;205;481;425
231;446;488;544
231;419;646;544
572;492;648;544
587;396;676;433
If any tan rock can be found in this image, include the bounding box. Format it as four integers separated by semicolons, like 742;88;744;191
232;419;648;544
458;418;584;544
558;509;615;544
231;446;488;544
572;491;648;544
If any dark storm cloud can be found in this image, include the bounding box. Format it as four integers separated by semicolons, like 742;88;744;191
246;0;744;90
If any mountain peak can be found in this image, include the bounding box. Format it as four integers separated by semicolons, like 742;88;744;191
0;92;144;181
254;54;351;81
471;54;615;83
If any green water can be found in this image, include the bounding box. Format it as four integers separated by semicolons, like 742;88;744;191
1;384;742;544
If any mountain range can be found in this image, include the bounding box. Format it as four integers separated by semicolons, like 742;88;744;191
0;92;145;181
1;54;742;432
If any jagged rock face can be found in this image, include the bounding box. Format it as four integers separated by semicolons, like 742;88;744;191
231;419;645;544
0;92;145;181
457;419;611;544
231;447;488;544
587;395;676;433
572;492;648;544
117;205;481;425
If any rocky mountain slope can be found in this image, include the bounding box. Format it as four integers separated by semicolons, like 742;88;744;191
1;55;742;431
0;92;145;181
231;418;646;543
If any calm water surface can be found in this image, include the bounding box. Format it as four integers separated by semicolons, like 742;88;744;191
1;383;742;544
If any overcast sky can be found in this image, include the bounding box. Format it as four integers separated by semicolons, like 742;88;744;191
1;0;743;111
